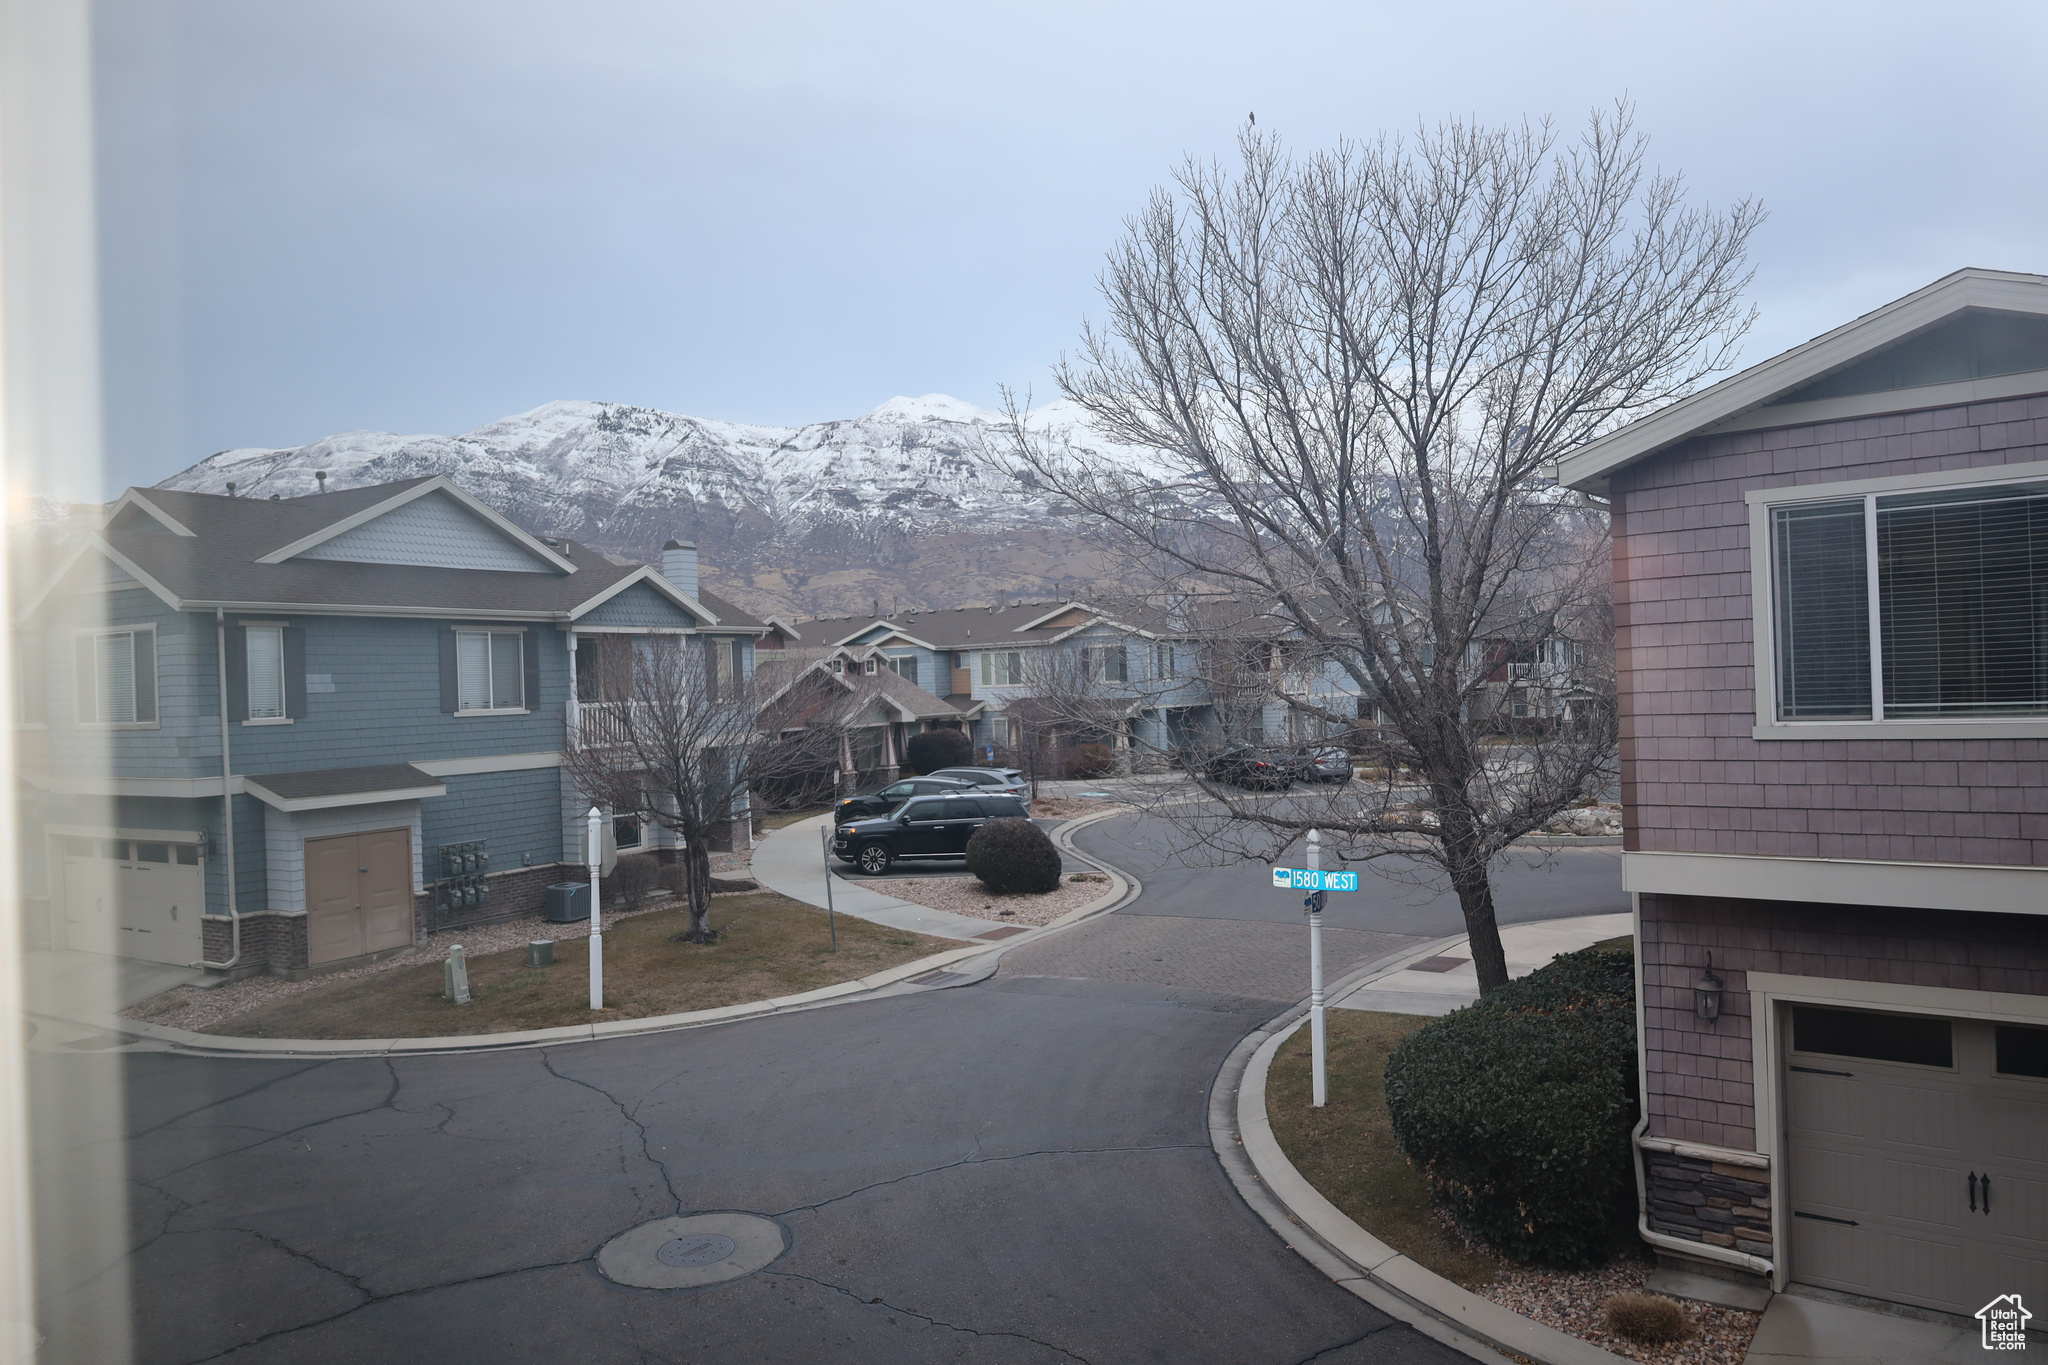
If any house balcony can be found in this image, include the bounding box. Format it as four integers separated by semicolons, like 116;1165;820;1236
568;699;638;749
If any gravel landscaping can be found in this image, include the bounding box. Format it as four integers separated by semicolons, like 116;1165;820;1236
860;872;1114;926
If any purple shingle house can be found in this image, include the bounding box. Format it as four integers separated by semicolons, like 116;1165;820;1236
1560;269;2048;1318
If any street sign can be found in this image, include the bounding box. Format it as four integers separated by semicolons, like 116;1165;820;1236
1271;866;1359;892
1303;890;1325;913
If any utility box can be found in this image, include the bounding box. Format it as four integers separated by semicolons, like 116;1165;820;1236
544;882;591;923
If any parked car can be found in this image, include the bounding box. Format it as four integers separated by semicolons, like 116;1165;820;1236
1289;746;1354;784
923;766;1031;800
834;775;982;822
833;792;1036;874
1204;745;1292;790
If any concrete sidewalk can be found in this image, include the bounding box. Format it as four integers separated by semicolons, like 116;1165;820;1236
750;814;999;941
1334;911;1632;1014
1743;1290;1993;1364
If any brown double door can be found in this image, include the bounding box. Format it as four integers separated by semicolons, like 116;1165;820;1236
1784;1005;2048;1316
305;828;413;966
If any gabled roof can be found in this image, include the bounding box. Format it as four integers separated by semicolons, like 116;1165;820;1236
252;476;578;573
22;475;766;630
1558;268;2048;494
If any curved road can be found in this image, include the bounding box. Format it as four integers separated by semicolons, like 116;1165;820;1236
49;814;1625;1364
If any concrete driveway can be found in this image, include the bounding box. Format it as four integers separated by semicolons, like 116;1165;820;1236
45;811;1625;1364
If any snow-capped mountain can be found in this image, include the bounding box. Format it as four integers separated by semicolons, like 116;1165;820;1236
156;396;1149;619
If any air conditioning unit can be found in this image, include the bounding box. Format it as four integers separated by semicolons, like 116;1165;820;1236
544;882;591;923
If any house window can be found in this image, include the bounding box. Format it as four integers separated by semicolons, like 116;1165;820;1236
245;625;286;719
1771;480;2048;721
863;657;877;676
75;628;156;725
980;651;1022;686
1086;645;1128;683
456;630;524;711
1154;642;1176;679
717;638;737;688
886;655;917;685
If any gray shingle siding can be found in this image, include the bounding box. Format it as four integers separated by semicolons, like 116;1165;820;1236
575;582;700;629
421;768;571;869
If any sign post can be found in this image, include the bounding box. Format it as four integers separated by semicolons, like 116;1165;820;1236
1305;829;1327;1107
819;825;839;952
587;806;605;1011
1272;840;1359;1106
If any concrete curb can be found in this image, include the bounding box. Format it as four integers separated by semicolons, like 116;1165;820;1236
1213;951;1636;1365
107;809;1137;1059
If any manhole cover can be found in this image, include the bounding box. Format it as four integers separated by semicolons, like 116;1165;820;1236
657;1234;735;1267
598;1212;785;1289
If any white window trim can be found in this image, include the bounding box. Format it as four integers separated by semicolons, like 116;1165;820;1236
1741;970;2048;1294
1746;457;2048;739
72;624;159;730
453;627;530;716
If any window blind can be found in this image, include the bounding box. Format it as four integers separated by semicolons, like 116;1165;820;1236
456;631;492;710
1773;503;1872;719
1878;483;2048;716
96;633;137;725
245;626;285;719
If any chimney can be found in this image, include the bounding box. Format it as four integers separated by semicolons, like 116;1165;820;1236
225;482;237;497
661;539;699;598
314;470;328;493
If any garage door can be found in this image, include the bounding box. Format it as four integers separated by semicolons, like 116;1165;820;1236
60;837;205;966
1784;1004;2048;1316
305;828;413;966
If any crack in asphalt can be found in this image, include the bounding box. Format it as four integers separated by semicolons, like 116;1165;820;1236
177;1249;588;1363
773;1141;1208;1217
142;1059;403;1186
1285;1322;1394;1364
765;1270;1096;1365
126;1060;334;1140
539;1049;685;1215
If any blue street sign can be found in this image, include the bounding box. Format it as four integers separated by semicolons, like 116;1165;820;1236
1303;890;1326;913
1270;867;1360;892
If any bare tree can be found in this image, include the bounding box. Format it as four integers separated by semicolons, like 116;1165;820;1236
562;637;844;943
995;106;1758;993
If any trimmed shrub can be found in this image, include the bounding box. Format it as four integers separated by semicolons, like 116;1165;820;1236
1066;742;1116;778
965;817;1062;894
904;727;973;776
605;855;660;913
1383;946;1638;1267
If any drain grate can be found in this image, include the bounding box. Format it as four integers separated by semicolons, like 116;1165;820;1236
657;1234;735;1268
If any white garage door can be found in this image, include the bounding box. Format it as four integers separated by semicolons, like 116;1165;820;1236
61;837;205;967
1784;1004;2048;1316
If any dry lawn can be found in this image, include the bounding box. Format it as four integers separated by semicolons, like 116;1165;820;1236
214;891;951;1040
1267;1009;1504;1288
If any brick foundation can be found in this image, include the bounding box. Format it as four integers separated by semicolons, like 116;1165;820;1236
417;862;582;935
201;911;308;974
1643;1148;1773;1260
1641;892;2048;1149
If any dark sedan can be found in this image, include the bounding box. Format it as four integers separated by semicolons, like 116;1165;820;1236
834;775;982;822
1203;745;1292;790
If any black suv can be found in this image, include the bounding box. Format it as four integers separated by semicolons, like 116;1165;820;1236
1204;744;1292;790
834;775;982;821
833;792;1034;875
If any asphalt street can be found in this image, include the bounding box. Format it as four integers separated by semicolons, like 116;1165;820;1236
52;812;1627;1365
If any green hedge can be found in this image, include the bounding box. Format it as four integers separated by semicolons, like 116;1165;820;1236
1382;946;1638;1267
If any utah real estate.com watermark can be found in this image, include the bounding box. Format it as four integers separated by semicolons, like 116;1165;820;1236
1979;1295;2032;1352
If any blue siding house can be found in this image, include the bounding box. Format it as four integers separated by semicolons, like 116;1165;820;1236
16;476;762;976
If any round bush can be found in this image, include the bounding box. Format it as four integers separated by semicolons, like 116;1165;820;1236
965;817;1062;894
1067;742;1115;778
1603;1292;1691;1344
904;727;973;775
1382;946;1638;1267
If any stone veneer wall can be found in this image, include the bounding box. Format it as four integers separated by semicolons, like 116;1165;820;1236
1640;892;2048;1150
1609;392;2048;863
1643;1149;1772;1261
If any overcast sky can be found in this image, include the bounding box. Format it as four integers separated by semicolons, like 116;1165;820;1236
90;0;2048;495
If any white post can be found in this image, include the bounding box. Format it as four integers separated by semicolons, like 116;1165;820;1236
587;806;604;1011
1307;827;1327;1108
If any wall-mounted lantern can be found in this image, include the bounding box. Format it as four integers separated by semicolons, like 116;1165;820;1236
1695;952;1724;1024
